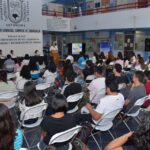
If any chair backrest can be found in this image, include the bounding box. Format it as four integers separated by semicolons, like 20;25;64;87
21;102;48;122
0;91;18;99
36;83;51;91
86;75;95;82
118;83;126;90
127;96;147;115
0;91;18;108
91;88;106;104
67;92;83;103
94;108;122;128
49;126;82;145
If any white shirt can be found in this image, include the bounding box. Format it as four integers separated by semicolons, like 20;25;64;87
43;70;57;84
22;59;30;66
94;93;124;125
66;55;74;64
88;77;106;104
50;46;58;51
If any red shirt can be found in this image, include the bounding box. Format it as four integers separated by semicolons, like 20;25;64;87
144;81;150;107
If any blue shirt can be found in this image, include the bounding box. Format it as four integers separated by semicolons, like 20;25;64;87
14;129;23;150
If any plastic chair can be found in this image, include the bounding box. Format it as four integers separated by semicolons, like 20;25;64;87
85;75;95;84
90;108;122;150
37;126;82;150
67;92;84;113
19;102;48;149
0;91;18;108
90;88;106;105
122;95;148;131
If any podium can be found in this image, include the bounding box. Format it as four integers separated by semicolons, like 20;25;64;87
49;50;60;65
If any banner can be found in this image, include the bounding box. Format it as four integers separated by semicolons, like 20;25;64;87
0;32;43;56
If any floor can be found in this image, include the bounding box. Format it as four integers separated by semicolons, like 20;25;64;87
11;109;139;150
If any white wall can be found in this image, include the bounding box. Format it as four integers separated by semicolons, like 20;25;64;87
70;8;150;31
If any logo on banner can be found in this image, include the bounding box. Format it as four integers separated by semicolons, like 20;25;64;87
1;0;29;24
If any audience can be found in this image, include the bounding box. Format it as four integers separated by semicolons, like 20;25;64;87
0;103;23;150
92;52;99;64
22;54;30;66
123;71;146;111
85;83;124;124
18;81;43;124
0;70;16;93
66;52;74;64
43;61;57;84
115;52;124;68
4;54;15;73
16;65;31;91
88;66;106;104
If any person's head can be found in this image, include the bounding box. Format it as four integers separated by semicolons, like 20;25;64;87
113;64;122;75
47;62;56;73
66;71;76;83
117;52;123;60
0;104;15;150
7;54;11;59
35;50;39;54
144;70;150;81
133;71;144;84
0;49;2;55
20;65;31;80
24;81;41;106
0;70;7;83
86;60;94;68
51;93;68;114
15;57;22;66
94;66;103;78
106;82;118;95
28;57;38;71
24;54;30;60
10;50;14;54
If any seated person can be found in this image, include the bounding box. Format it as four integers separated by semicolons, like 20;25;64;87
0;104;23;150
106;64;129;89
105;112;150;150
18;81;43;124
142;70;150;108
62;71;82;111
4;54;15;73
0;70;16;93
84;83;124;125
43;62;57;84
39;94;77;150
28;57;40;80
123;71;146;112
87;66;106;104
83;60;95;80
16;65;31;91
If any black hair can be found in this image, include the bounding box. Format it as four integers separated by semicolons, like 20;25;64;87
107;82;118;92
126;112;150;150
117;52;123;60
0;104;15;150
66;71;77;82
134;71;144;83
114;63;122;73
7;54;11;59
144;70;150;80
28;57;38;71
94;66;103;75
20;65;31;80
24;81;41;106
51;93;68;114
47;62;56;73
24;54;30;60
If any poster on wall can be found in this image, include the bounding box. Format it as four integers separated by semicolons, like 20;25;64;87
0;0;43;56
0;32;43;56
100;41;111;53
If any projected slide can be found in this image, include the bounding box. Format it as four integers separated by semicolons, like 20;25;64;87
72;43;82;54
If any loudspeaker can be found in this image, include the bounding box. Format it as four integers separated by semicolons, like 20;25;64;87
145;38;150;51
